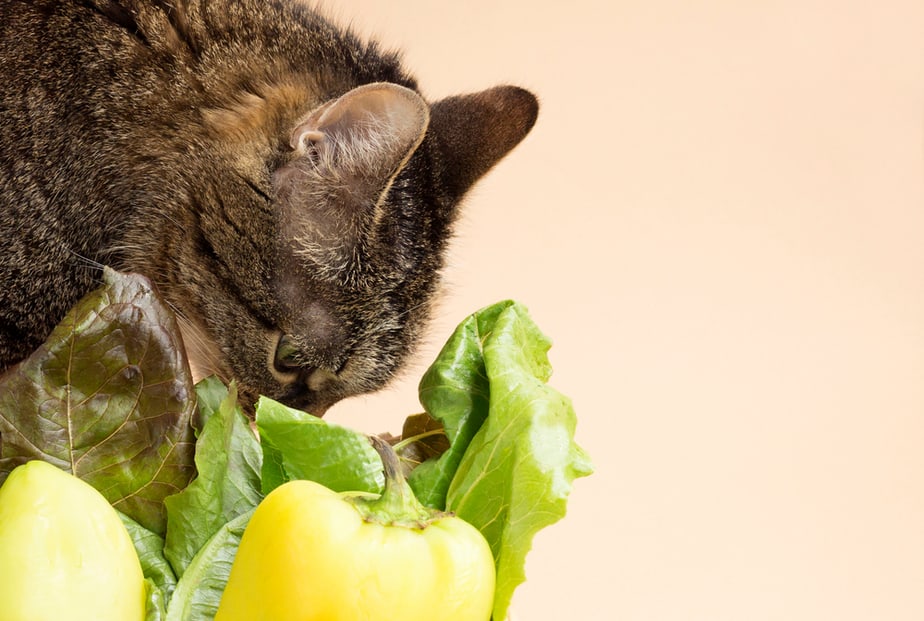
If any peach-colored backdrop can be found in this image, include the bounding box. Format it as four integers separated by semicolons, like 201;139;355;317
320;1;924;619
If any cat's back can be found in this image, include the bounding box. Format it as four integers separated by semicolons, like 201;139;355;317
0;0;168;362
0;0;408;159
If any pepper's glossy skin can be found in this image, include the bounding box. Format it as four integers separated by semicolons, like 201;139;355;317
0;460;146;621
215;479;495;621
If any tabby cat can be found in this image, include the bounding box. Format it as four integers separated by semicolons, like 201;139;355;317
0;0;538;414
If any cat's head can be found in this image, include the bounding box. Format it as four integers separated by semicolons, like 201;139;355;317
176;82;537;415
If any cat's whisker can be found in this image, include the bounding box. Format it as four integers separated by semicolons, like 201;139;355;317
395;299;431;321
69;255;105;271
172;311;233;385
97;243;149;259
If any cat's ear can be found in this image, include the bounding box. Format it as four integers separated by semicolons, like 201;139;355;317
428;86;539;200
288;82;429;188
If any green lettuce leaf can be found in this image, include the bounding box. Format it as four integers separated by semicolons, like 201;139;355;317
144;579;169;621
164;510;253;621
0;268;197;534
405;303;498;508
438;301;593;621
192;374;230;433
119;510;178;604
163;378;263;579
255;396;383;495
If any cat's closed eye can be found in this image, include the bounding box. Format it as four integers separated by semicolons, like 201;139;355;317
273;335;304;374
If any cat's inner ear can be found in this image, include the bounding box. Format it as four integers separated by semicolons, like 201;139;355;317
429;85;539;201
288;82;430;188
276;83;429;273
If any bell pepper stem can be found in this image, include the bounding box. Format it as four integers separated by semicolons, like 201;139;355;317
357;435;442;528
370;435;405;489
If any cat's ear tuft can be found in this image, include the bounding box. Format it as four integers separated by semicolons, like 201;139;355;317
429;85;539;200
289;82;430;183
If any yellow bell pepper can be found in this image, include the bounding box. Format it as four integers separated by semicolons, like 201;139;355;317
0;460;146;621
216;436;495;621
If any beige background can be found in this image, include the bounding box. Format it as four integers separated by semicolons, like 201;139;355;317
320;1;924;620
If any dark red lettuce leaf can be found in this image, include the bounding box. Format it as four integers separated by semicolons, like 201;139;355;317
0;268;197;534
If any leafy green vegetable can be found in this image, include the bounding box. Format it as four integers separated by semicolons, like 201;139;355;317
165;510;253;621
440;301;594;621
1;270;590;621
0;268;196;534
119;510;178;604
255;396;384;496
163;379;262;578
192;375;231;433
144;579;168;621
404;305;494;508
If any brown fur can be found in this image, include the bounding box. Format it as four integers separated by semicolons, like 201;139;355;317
0;0;538;414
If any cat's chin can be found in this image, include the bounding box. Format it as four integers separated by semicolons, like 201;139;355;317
276;390;332;418
232;378;334;420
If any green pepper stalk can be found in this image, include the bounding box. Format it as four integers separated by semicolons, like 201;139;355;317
348;435;442;528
